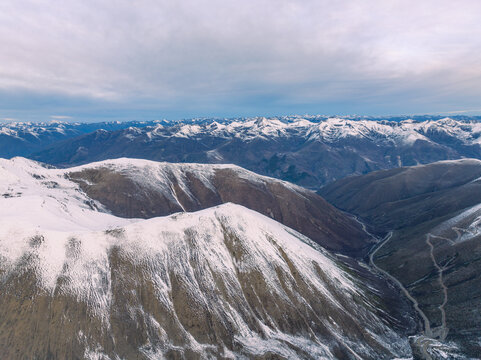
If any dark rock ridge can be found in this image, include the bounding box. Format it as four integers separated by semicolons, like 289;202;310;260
24;116;481;188
321;159;481;357
67;158;372;257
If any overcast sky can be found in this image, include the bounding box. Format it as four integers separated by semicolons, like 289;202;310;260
1;0;481;122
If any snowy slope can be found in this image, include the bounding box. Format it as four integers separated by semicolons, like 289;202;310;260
67;157;310;210
0;157;134;232
65;158;373;256
0;157;413;359
321;159;481;357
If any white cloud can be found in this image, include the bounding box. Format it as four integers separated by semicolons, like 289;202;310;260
50;115;72;119
0;0;480;118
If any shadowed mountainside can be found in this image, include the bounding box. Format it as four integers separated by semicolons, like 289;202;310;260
321;159;481;357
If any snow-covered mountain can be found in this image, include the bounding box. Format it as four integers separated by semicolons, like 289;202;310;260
25;116;481;188
65;158;371;256
0;157;415;359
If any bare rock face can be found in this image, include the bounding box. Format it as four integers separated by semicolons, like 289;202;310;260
0;204;413;360
67;159;372;257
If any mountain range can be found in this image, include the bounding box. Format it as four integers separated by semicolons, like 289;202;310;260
0;120;156;158
1;115;480;188
2;116;481;359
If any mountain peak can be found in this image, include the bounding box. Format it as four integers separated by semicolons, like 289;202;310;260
0;199;412;359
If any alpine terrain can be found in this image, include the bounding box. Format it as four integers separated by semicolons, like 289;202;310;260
65;158;371;256
321;159;481;358
0;157;416;359
3;0;481;358
2;115;481;360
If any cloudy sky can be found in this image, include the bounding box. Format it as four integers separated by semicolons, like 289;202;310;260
1;0;481;122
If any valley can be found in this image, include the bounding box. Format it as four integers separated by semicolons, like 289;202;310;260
323;160;481;358
3;0;480;357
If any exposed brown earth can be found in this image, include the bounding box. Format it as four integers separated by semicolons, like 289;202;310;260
68;162;372;257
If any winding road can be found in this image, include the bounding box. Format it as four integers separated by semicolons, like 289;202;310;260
368;232;433;338
426;234;451;341
363;215;480;359
369;232;437;360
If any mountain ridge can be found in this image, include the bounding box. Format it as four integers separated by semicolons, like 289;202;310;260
67;158;373;256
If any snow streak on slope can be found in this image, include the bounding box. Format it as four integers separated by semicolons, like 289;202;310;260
67;157;311;204
433;203;481;243
0;157;134;232
0;157;136;292
0;204;411;359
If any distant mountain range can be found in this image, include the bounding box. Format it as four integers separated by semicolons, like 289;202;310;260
0;120;157;158
1;115;480;188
